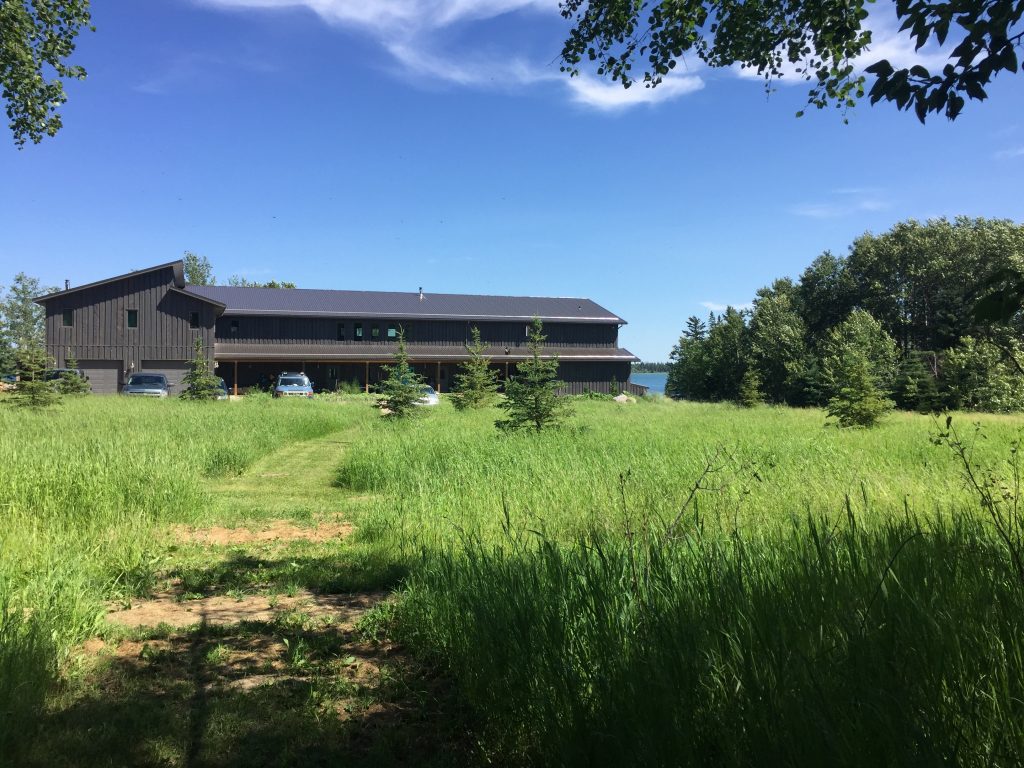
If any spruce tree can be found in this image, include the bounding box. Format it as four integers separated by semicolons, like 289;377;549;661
497;317;572;432
738;368;763;407
826;357;895;428
58;350;90;395
9;338;58;408
180;337;222;400
821;310;896;427
452;326;499;410
376;329;424;418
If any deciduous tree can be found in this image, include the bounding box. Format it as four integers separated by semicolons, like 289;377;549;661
1;273;51;348
183;252;215;286
748;290;809;404
1;0;92;147
559;0;1024;122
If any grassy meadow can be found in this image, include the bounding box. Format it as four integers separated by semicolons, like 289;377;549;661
3;394;1024;765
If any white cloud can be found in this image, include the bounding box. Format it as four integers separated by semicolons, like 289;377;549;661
191;0;703;110
994;146;1024;160
135;51;279;94
789;188;890;218
701;301;752;313
565;73;704;110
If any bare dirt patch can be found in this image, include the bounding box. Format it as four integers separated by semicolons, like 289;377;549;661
107;589;386;630
168;518;355;546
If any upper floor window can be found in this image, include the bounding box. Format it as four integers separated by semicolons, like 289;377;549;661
127;309;138;329
337;322;346;341
189;311;200;329
354;322;363;339
371;324;380;339
62;309;73;327
387;324;397;339
230;319;239;335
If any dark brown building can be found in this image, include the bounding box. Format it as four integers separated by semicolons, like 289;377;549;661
37;259;642;395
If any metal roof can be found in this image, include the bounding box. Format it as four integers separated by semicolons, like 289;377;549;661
186;284;625;324
213;343;639;363
35;261;185;303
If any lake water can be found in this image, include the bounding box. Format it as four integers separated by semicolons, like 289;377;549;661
630;372;668;395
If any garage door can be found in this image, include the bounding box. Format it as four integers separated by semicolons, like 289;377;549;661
141;361;190;393
78;360;122;394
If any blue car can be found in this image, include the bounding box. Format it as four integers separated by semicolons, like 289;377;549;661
122;372;170;397
274;372;314;398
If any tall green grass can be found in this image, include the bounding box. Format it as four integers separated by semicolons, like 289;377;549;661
0;397;368;754
338;399;1024;765
341;399;1023;546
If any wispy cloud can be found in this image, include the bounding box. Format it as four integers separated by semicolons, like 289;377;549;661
994;146;1024;160
135;50;279;94
701;301;752;313
191;0;704;110
789;188;890;218
564;72;704;110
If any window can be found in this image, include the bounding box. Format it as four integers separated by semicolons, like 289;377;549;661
387;324;397;339
371;324;380;339
62;309;73;327
127;309;138;329
354;322;363;339
230;319;239;335
189;311;200;329
337;322;346;341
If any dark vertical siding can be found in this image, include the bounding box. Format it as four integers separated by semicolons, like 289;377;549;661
213;317;619;348
42;266;217;370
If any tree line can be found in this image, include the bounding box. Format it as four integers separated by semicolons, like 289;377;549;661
667;217;1024;421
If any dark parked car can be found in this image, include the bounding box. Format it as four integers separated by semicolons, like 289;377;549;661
43;368;86;382
122;372;170;398
274;372;314;398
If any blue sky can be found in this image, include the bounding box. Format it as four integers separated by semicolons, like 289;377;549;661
1;0;1023;361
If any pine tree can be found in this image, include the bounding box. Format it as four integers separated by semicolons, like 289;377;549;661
821;310;897;427
826;357;895;427
738;368;763;407
376;329;424;418
179;337;222;400
452;326;499;410
497;317;572;432
58;350;90;395
9;337;58;408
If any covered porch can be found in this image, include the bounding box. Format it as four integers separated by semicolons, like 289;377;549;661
215;358;519;395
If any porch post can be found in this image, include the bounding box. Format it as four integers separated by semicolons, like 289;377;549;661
436;361;441;393
364;361;369;393
233;361;238;396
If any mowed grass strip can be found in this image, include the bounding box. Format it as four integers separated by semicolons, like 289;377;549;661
0;396;373;754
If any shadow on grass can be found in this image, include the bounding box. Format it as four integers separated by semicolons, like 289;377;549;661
19;617;473;768
169;549;410;597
